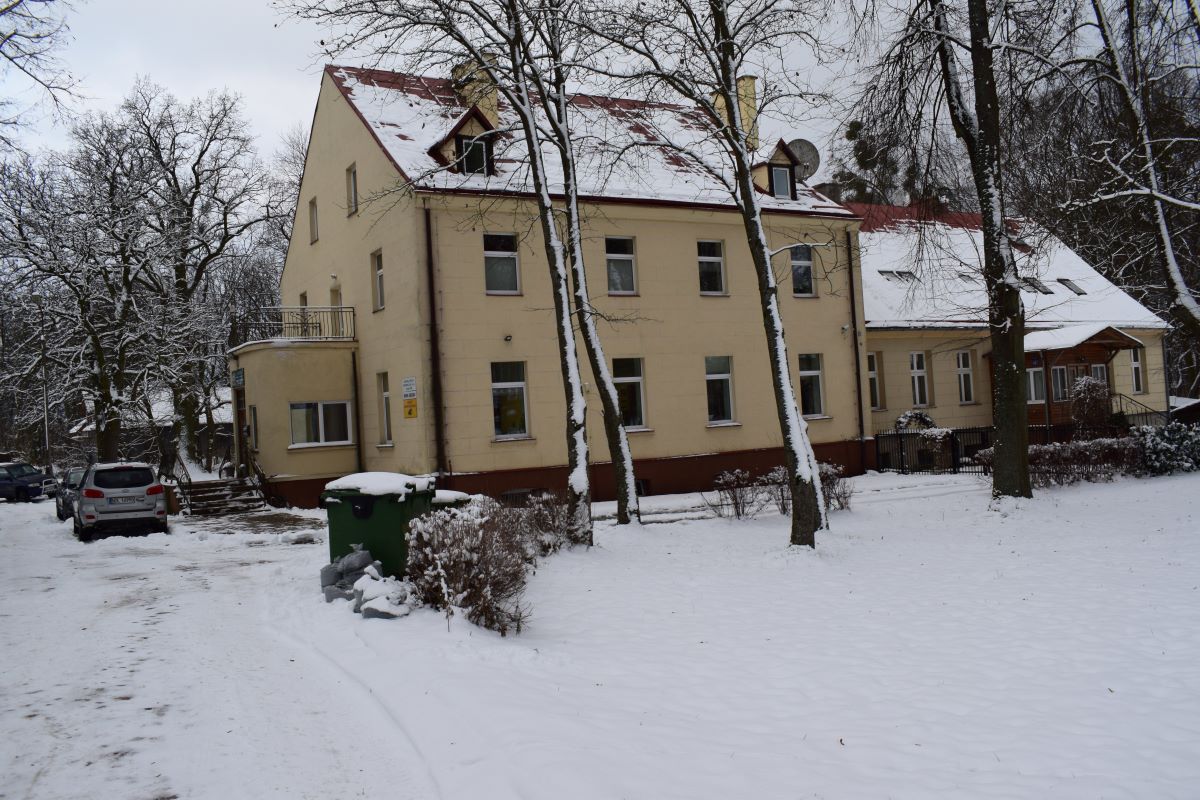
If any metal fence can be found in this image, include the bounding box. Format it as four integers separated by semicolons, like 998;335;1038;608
874;422;1145;475
232;306;356;344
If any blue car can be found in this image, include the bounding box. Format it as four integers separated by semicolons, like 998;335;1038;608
0;462;46;503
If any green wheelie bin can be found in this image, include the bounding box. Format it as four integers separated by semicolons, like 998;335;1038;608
321;473;436;578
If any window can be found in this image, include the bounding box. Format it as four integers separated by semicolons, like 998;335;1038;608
705;356;734;423
491;362;528;438
249;406;259;450
1131;348;1145;393
346;164;358;215
956;350;975;404
1019;276;1054;295
484;233;520;294
791;245;814;296
289;401;352;446
612;358;646;428
909;351;929;407
455;134;490;174
1091;363;1109;386
867;352;883;410
697;241;725;294
378;373;392;444
1051;365;1069;401
1026;368;1046;403
770;165;793;199
880;270;918;284
605;237;636;294
1058;278;1086;295
298;291;308;307
371;251;385;310
308;198;318;243
797;354;824;416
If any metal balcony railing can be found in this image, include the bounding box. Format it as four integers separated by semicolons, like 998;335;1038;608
233;306;356;344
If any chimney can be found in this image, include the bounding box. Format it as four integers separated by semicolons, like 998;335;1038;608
452;55;500;126
712;75;759;150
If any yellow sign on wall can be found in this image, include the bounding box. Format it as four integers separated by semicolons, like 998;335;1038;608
403;398;418;419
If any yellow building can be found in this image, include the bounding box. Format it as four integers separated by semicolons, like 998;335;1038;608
229;66;872;506
849;203;1170;467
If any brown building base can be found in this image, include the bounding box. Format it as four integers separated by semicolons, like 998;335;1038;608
266;439;875;509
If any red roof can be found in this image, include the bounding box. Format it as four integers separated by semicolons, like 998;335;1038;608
845;202;985;233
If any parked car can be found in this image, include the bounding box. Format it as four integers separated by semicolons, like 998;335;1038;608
55;467;87;521
41;475;59;498
73;463;168;541
0;462;46;502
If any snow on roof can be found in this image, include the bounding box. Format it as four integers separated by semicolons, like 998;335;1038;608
1170;395;1200;411
324;472;435;497
328;66;852;218
848;203;1166;331
1024;323;1142;352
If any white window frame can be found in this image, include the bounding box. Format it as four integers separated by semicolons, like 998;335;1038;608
697;240;726;295
797;353;824;417
1131;348;1145;393
867;352;883;410
371;250;385;311
491;362;529;439
1091;363;1109;386
705;356;735;424
909;351;929;407
289;400;353;447
956;350;975;404
308;197;318;243
771;165;793;199
1051;365;1068;401
346;164;358;215
612;358;647;429
791;245;815;297
455;134;489;175
378;373;392;444
605;237;637;295
1027;367;1046;404
483;233;521;295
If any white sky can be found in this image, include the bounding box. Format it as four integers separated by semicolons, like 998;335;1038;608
11;0;327;155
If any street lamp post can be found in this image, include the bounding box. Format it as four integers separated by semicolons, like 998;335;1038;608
31;294;51;469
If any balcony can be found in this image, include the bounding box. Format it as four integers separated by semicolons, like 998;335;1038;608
232;306;356;344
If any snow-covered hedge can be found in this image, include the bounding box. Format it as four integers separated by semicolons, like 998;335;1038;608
976;423;1200;486
706;464;852;518
895;409;937;430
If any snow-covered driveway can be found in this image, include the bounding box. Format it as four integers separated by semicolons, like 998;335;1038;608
2;472;1199;799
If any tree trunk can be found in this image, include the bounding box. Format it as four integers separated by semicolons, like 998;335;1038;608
96;412;121;462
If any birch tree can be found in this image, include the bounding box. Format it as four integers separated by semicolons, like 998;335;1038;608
585;0;829;544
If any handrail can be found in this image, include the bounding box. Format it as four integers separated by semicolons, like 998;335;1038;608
1111;392;1169;427
171;450;193;513
231;306;356;345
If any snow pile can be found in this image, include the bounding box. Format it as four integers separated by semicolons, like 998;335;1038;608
324;472;434;498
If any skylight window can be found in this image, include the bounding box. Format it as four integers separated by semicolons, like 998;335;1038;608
1057;278;1087;295
880;270;918;284
1020;276;1054;295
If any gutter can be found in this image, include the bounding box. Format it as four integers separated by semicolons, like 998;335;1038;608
845;230;867;466
350;351;365;473
424;203;448;475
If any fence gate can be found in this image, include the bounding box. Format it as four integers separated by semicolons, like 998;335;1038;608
874;427;994;475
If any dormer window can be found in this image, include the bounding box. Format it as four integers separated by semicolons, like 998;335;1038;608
770;165;794;199
1020;276;1054;295
455;134;490;175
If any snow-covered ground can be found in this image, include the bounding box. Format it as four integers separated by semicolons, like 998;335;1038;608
1;472;1198;799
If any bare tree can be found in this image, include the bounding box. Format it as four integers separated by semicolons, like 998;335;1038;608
584;0;830;545
283;0;603;542
852;0;1091;498
0;0;77;151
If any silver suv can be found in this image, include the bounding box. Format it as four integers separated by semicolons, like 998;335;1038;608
74;463;169;541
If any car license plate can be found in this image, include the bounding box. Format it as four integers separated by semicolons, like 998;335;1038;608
109;496;136;505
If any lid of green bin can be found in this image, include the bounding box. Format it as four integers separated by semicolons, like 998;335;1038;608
323;471;435;498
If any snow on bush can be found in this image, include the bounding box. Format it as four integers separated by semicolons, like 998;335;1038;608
1071;376;1111;428
895;409;937;430
1131;422;1200;475
707;465;852;518
404;494;577;636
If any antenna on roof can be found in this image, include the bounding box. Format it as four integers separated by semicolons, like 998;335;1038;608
787;138;820;183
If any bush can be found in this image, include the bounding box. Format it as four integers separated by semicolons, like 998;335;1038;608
1132;422;1200;475
1071;376;1111;429
895;409;937;430
978;436;1141;487
406;497;531;635
710;464;853;518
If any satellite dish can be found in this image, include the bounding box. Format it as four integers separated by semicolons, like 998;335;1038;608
788;138;820;183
